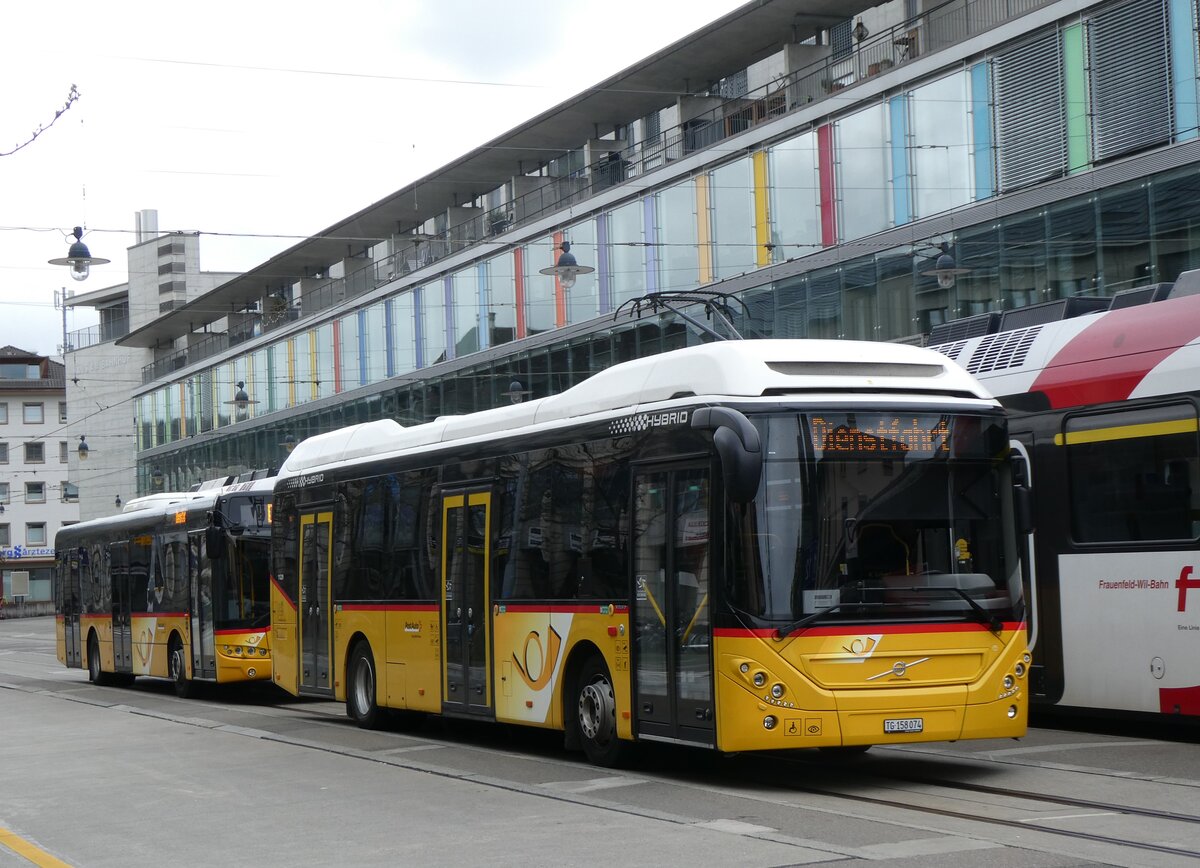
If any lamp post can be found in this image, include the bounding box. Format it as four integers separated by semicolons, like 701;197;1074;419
77;435;89;461
48;227;110;282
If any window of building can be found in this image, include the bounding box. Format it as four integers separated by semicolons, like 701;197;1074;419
0;443;7;464
58;402;67;423
0;483;8;504
26;523;46;546
59;441;68;463
61;481;78;502
0;524;8;546
22;403;43;424
26;482;45;503
0;403;6;424
24;442;44;463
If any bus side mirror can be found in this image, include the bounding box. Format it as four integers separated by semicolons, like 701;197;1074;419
691;407;762;503
206;525;227;561
1015;484;1034;536
1011;454;1034;535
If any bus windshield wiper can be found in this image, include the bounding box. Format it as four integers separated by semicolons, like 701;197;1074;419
900;585;1003;636
774;587;886;638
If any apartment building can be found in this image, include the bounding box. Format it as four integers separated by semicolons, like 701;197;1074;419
0;347;78;610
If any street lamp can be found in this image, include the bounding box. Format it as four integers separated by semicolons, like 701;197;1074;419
224;381;259;419
114;494;122;509
48;226;110;282
539;241;594;290
502;379;531;405
921;242;971;289
77;435;89;460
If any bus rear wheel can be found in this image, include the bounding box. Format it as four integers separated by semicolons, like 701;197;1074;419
169;636;193;699
348;642;382;729
87;634;105;685
575;656;628;767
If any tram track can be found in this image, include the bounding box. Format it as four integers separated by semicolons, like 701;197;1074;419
744;751;1200;860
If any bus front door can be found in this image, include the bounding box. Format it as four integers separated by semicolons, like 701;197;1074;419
61;550;83;668
298;512;334;694
109;542;133;674
632;466;714;746
189;533;216;679
440;490;492;716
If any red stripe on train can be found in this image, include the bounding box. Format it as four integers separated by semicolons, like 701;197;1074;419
1031;293;1200;409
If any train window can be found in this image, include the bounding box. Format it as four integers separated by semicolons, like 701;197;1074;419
1065;403;1199;543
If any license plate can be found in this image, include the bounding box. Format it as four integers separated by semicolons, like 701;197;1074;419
883;717;923;734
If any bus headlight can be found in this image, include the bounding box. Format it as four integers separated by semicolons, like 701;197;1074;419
770;683;785;699
1014;662;1026;678
247;667;257;678
1007;705;1018;719
1003;674;1015;690
753;672;767;688
763;715;777;730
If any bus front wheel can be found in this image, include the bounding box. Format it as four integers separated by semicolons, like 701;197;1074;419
575;655;628;767
348;642;382;729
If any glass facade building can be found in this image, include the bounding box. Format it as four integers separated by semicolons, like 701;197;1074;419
134;0;1200;492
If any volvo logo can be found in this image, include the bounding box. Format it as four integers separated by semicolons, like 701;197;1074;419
866;656;931;681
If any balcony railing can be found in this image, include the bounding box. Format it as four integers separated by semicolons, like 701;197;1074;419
65;320;129;352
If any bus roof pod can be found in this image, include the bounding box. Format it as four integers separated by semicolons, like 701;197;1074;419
279;339;992;478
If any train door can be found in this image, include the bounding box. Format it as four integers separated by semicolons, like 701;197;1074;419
189;533;216;679
299;511;334;694
632;465;714;746
440;489;492;716
109;542;133;674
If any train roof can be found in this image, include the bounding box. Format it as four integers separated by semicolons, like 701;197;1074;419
279;338;994;478
930;290;1200;411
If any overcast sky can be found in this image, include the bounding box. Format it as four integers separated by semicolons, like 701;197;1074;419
0;1;745;359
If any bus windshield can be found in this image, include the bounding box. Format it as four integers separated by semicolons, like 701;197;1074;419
211;536;271;629
733;410;1024;628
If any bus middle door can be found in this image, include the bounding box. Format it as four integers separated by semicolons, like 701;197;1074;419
632;465;714;747
440;489;492;717
299;511;334;694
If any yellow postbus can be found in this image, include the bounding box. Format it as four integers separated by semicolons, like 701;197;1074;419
55;477;274;696
270;339;1032;765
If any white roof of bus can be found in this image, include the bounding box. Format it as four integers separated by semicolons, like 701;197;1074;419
57;477;275;538
279;339;993;479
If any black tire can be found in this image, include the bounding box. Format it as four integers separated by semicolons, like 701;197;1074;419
347;642;382;729
575;655;629;767
87;634;105;685
169;635;193;699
